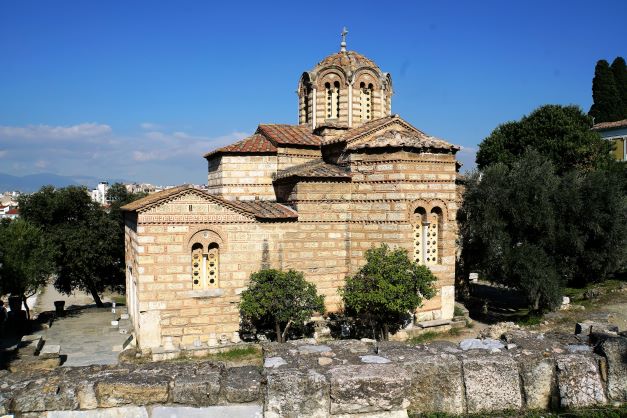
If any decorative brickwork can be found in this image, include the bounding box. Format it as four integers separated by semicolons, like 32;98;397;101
123;45;462;350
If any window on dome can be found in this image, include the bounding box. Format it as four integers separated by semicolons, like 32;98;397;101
326;81;340;119
360;82;374;121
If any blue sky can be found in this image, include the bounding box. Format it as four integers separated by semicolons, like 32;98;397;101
1;0;626;185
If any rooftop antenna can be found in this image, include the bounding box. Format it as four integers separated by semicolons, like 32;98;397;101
340;27;348;52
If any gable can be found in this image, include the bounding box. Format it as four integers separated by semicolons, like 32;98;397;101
134;189;255;224
345;118;429;149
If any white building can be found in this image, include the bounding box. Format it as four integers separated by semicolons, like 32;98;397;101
90;182;110;205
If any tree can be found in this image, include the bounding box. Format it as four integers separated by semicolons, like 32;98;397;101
610;57;627;117
19;186;124;306
239;269;325;343
0;219;55;318
477;105;612;174
340;244;437;341
589;59;624;123
458;151;627;311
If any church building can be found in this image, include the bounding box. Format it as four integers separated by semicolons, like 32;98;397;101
122;33;462;350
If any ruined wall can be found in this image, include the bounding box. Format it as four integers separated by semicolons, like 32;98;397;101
2;333;625;417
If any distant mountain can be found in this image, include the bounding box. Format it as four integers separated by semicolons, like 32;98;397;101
0;173;127;193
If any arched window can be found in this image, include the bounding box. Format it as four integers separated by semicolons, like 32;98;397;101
326;81;340;119
360;82;374;121
191;242;220;290
413;207;441;265
304;84;311;123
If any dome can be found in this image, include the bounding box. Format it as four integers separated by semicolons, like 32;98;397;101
312;50;382;76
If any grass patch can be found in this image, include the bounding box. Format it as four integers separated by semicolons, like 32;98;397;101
111;295;126;305
407;327;464;344
453;305;466;317
516;313;543;327
211;345;260;361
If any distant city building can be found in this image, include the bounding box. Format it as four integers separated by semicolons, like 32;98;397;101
90;182;110;205
0;205;19;220
0;191;20;207
592;119;627;162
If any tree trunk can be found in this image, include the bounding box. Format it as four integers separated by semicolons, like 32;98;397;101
275;320;283;343
22;294;30;320
89;287;104;307
281;320;293;343
382;323;389;341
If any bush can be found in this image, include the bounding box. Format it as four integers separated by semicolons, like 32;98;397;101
340;244;437;340
239;269;325;343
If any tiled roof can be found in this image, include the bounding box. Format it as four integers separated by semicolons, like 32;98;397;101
592;119;627;130
314;51;380;73
257;124;321;147
323;115;397;145
121;186;298;221
203;134;277;158
348;129;460;153
274;159;351;181
121;185;191;212
228;200;298;220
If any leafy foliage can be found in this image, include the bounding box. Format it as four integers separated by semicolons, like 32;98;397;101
589;59;625;123
239;269;325;343
458;151;627;311
0;219;55;315
340;244;437;340
18;186;127;306
610;57;627;116
476;105;612;174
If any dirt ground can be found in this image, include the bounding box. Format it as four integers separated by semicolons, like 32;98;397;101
423;279;627;344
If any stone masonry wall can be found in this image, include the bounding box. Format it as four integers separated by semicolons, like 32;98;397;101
2;332;625;417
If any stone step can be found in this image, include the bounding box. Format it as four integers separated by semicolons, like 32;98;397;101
416;319;451;329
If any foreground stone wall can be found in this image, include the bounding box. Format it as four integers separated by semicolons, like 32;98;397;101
2;332;625;417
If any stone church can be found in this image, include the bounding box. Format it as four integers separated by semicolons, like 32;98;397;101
123;35;461;350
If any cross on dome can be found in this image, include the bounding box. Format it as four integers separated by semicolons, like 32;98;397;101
340;27;348;52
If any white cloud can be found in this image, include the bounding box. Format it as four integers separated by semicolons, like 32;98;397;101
456;146;477;172
34;160;48;169
0;122;248;184
0;123;112;140
140;122;162;130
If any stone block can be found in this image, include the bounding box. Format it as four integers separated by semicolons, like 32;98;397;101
556;354;607;408
264;368;329;418
462;355;523;413
401;353;464;415
328;364;411;415
11;379;78;413
94;373;170;407
39;344;61;359
224;366;262;403
43;406;150;418
518;354;556;410
171;370;221;406
597;336;627;402
151;405;263;418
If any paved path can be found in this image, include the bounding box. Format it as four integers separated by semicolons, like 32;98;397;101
38;306;132;366
32;283;131;367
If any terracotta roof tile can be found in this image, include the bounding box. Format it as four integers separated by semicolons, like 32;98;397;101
274;159;351;181
121;185;191;212
257;124;321;147
121;186;298;221
592;119;627;130
227;200;298;220
347;129;460;153
204;134;277;158
314;51;381;73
